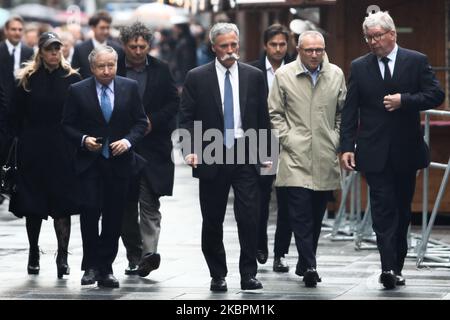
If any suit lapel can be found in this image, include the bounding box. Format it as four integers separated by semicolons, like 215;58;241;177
109;77;123;123
207;62;224;120
392;47;407;83
88;77;107;124
366;53;383;82
238;63;248;120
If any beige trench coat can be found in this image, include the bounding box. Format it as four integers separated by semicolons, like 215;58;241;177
268;56;347;190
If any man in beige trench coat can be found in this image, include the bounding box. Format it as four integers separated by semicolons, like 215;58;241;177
268;30;346;287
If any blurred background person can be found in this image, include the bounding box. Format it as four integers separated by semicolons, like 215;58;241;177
71;10;122;79
23;23;39;52
0;15;34;163
171;22;197;89
9;32;81;278
59;31;75;64
248;23;293;273
0;16;34;119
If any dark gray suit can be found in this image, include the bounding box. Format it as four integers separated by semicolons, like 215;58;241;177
340;47;445;274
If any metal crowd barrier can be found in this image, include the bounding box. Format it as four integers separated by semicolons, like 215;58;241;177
414;109;450;268
323;109;450;259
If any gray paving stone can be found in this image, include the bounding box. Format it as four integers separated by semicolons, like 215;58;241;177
1;162;450;300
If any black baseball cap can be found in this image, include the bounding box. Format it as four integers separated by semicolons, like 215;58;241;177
38;32;63;49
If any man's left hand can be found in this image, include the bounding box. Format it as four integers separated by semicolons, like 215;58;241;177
383;93;402;112
110;139;129;157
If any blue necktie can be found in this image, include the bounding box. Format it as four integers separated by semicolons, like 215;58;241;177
224;70;234;148
100;85;112;158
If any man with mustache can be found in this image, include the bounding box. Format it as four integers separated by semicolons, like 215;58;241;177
179;22;270;292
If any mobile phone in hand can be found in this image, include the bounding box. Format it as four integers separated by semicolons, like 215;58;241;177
95;137;104;144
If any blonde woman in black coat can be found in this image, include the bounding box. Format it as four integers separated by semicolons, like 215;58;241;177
10;32;81;278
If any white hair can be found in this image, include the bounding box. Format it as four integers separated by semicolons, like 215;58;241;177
88;45;118;67
209;23;239;45
297;30;325;48
363;11;396;33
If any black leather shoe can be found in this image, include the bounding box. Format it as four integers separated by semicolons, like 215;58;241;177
256;250;268;264
240;277;263;290
81;268;98;285
98;273;120;288
138;252;161;277
27;247;40;275
125;263;139;275
303;268;321;287
210;277;227;292
273;257;289;272
396;272;406;286
295;263;322;282
56;250;70;279
379;270;397;289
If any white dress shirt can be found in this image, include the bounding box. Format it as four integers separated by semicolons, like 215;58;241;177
92;38;107;49
378;44;398;79
265;56;284;90
215;59;243;138
5;39;22;73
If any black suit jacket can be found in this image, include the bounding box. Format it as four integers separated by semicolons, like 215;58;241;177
62;76;148;177
340;47;445;173
71;39;123;79
0;41;34;108
179;61;270;180
117;55;179;195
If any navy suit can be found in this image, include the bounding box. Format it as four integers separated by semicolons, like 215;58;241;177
340;47;444;273
62;76;147;274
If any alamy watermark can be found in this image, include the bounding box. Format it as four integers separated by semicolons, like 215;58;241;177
171;122;280;175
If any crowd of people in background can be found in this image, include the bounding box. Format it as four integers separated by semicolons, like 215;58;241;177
0;8;445;292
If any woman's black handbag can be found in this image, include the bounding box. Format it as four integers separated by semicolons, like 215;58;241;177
0;137;18;196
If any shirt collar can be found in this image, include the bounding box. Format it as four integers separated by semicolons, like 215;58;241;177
5;39;21;52
298;61;321;76
92;38;107;48
379;44;398;62
95;79;114;94
265;56;285;72
215;58;238;76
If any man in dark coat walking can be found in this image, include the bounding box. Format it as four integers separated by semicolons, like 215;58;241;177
117;22;179;277
62;45;147;288
340;11;444;289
